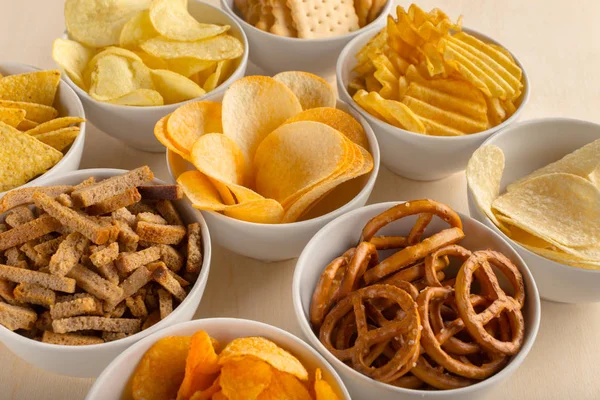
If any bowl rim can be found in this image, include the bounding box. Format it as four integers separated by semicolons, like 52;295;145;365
86;317;352;400
166;97;381;229
220;0;393;43
0;62;87;197
0;168;212;351
57;0;249;111
336;24;531;142
470;116;600;275
292;200;541;396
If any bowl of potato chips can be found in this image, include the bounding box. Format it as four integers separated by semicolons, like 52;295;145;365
467;118;600;303
337;4;529;181
220;0;392;76
85;318;351;399
0;63;85;196
53;0;248;152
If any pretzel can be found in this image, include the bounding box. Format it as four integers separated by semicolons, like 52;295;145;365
424;245;472;287
411;356;476;390
369;236;407;250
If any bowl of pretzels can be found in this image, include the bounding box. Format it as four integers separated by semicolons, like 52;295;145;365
293;199;540;399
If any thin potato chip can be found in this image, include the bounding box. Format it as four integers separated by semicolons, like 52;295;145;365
0;100;57;123
119;9;158;48
0;107;26;128
0;70;60;106
223;199;284;224
203;59;234;92
191;133;249;187
154;115;192;161
26;116;85;136
167;101;222;152
314;368;340;400
212;391;229;400
141;36;244;61
220;358;273;400
84;47;145;88
177;170;227;211
134;51;170;70
177;331;221;400
189;377;221;400
52;38;95;89
108;88;164;106
257;370;312;400
33;127;80;152
168;58;216;78
151;69;206;104
89;54;153;101
273;71;336;110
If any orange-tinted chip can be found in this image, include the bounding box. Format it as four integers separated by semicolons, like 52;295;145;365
257;370;312;400
189;377;221;400
314;368;340;400
220;358;273;400
167;101;223;153
177;331;221;400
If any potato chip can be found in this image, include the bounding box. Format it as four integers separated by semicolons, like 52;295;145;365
220;358;273;400
273;71;336;110
224;199;284;224
218;337;308;381
222;76;302;163
0;100;57;123
0;70;60;106
212;391;228;400
353;89;425;133
257;370;312;400
26;116;85;136
132;336;190;400
89;54;153;101
314;369;339;400
134;51;170;70
108;88;164;106
167;101;222;153
33;127;80;152
177;331;221;400
0;107;26;128
119;10;158;48
52;39;95;89
83;47;146;88
203;59;234;92
141;35;244;61
191;133;249;187
189;377;221;400
177;170;227;211
168;58;216;78
64;0;151;47
154;115;193;161
151;69;206;104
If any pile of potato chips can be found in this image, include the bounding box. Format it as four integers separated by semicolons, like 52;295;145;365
131;330;339;399
53;0;244;106
0;69;84;192
156;71;374;224
467;140;600;269
349;4;524;136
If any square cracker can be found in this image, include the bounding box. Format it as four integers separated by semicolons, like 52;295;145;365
287;0;359;38
269;0;297;37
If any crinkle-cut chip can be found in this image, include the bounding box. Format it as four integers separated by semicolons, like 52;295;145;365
355;29;387;69
0;100;58;123
108;88;164;106
404;65;488;104
253;121;348;204
203;59;234;92
353;89;425;133
131;335;190;400
189;377;221;400
141;36;244;61
168;101;222;152
273;71;335;110
0;107;26;127
257;370;312;400
421;42;446;77
0;122;63;191
149;0;230;41
223;199;284;224
0;70;60;106
34;127;80;152
314;368;340;400
150;69;206;104
492;173;600;248
168;58;216;78
26;116;85;136
177;170;227;211
507;139;600;192
222;76;302;164
177;331;221;400
218;337;309;381
64;0;151;47
283;107;369;149
220;358;273;400
364;74;382;93
486;97;506;127
89;54;153;102
402;96;489;134
154;115;192;161
191;133;249;187
52;39;95;90
120;9;158;48
370;53;400;100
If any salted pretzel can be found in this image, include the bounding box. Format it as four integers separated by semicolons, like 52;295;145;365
411;356;476;390
424;245;472;287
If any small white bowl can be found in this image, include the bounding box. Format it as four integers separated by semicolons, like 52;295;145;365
166;96;380;261
59;0;249;153
220;0;392;77
0;62;86;197
85;318;351;400
0;169;212;377
337;26;530;181
293;202;540;400
468;118;600;303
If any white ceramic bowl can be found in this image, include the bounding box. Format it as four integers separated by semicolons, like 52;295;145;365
166;96;380;261
85;318;351;400
337;26;530;181
0;62;85;197
0;169;212;377
220;0;392;77
59;0;249;153
293;202;540;400
467;118;600;303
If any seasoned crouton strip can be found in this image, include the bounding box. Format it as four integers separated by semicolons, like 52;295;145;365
4;247;24;266
42;331;104;345
0;224;7;233
0;280;17;305
112;207;136;227
13;283;55;307
115;246;161;274
35;311;53;331
108;301;127;318
33;193;111;245
90;242;119;267
147;262;189;287
152;265;186;301
73;177;96;191
66;264;123;304
136;212;167;225
0;185;73;213
0;264;75;292
52;316;141;334
125;295;148;319
137;185;183;201
114;220;139;251
102;331;128;342
158;289;173;320
0;214;62;251
186;223;203;274
127;202;156;215
142;310;160;330
49;232;89;276
71;166;154;207
4;206;35;228
56;293;103;315
136;222;186;245
0;302;38;331
159;245;184;272
155;200;183;226
20;241;50;268
87;188;142;216
106;266;153;311
50;297;96;319
56;193;74;208
34;235;65;256
95;261;120;285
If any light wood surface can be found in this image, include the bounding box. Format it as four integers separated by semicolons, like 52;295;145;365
2;0;600;399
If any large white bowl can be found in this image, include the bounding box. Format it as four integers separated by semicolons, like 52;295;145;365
467;118;600;303
293;202;541;399
85;318;351;400
221;0;392;77
337;26;530;181
166;96;380;261
0;169;212;377
0;62;85;197
59;0;249;153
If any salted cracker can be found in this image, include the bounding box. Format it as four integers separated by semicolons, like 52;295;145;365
287;0;359;38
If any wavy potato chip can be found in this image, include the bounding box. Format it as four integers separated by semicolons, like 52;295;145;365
188;377;221;400
151;69;206;104
141;35;244;61
220;358;273;400
52;39;95;89
34;127;80;152
150;0;230;41
177;170;228;211
108;88;164;106
0;107;26;127
26;116;85;136
177;330;221;400
273;71;336;110
119;9;158;48
257;370;312;400
0;100;57;123
0;70;60;106
167;101;222;153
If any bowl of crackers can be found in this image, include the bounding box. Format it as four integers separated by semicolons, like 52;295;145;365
221;0;392;76
0;63;85;196
0;167;211;377
160;72;380;261
293;200;540;399
86;318;351;399
336;4;530;181
467;118;600;303
53;0;248;152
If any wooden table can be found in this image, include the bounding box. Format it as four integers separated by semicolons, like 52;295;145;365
2;0;600;398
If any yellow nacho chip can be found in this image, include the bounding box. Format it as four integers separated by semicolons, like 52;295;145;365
0;70;61;106
34;127;81;152
0;100;58;123
26;116;85;136
0;107;26;127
